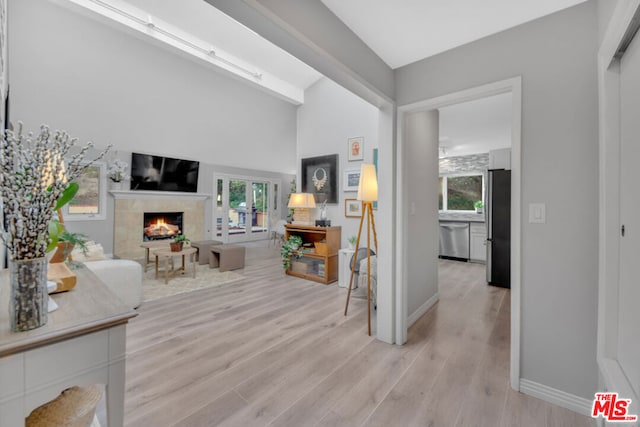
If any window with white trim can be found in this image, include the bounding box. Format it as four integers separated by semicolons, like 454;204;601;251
439;173;484;211
63;161;107;221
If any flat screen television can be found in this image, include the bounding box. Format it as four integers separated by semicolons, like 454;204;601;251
130;153;199;193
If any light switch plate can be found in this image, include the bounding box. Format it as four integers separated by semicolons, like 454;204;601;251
529;203;546;224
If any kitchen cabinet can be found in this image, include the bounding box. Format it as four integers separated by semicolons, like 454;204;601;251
489;148;511;170
469;222;487;262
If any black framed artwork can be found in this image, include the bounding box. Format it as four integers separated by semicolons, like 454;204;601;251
301;154;338;204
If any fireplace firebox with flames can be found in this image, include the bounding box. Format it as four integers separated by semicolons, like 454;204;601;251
143;212;183;241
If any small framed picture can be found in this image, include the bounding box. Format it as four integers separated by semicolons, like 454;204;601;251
343;169;360;191
348;137;364;161
345;199;362;217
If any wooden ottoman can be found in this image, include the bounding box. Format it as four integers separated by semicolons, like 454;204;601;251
191;239;223;265
209;244;246;272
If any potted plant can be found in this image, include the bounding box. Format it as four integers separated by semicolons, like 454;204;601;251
0;122;109;331
171;234;189;252
281;235;303;270
347;236;357;250
107;158;130;190
49;230;89;263
474;200;484;214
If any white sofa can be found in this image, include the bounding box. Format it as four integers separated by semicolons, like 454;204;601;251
72;242;143;309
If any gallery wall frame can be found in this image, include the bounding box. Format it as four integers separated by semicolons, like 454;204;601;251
343;169;360;192
301;154;338;204
373;148;379;210
345;199;362;217
348;137;364;161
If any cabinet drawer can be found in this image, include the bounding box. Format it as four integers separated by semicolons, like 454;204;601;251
25;330;109;388
0;354;24;400
470;223;486;235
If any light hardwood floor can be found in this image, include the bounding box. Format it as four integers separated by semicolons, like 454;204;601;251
123;243;593;426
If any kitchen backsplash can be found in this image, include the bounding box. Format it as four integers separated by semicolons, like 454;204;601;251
439;153;489;174
439;211;485;222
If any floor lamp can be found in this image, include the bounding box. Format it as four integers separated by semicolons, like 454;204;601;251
344;163;378;336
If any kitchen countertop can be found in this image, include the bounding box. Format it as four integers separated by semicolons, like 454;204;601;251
439;212;485;223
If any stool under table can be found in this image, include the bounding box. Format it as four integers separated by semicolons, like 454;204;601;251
209;244;246;272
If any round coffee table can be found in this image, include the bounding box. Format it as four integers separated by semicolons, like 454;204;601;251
153;247;197;284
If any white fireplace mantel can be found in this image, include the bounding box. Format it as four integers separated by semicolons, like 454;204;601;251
109;190;212;201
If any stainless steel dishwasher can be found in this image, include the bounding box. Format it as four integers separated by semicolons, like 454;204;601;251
439;222;470;259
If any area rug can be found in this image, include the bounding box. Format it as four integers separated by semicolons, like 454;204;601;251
142;262;244;303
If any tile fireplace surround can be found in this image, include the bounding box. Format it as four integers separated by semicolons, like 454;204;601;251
112;191;207;259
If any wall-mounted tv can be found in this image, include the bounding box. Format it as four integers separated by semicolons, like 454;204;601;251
130;153;199;193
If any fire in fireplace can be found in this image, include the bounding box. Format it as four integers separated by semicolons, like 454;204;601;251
143;212;183;241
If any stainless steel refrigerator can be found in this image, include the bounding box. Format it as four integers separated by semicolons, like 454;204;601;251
486;169;511;288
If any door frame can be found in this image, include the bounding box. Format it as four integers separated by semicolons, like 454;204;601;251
597;0;640;409
396;76;522;390
213;173;281;243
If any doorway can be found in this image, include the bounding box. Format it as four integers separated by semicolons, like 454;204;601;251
214;173;281;243
437;92;513;286
396;77;522;390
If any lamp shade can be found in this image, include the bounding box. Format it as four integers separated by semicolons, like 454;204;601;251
288;193;316;208
357;163;378;201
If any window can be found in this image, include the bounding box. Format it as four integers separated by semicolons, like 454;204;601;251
439;173;484;211
63;161;107;221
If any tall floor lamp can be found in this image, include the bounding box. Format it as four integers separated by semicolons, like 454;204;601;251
344;163;378;336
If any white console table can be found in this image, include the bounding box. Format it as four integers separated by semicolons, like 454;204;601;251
0;266;137;427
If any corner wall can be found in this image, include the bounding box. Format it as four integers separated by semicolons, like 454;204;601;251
404;111;439;322
7;0;297;254
396;2;599;400
296;77;379;248
8;0;297;174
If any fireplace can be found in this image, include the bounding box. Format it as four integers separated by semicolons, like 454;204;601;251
143;212;183;241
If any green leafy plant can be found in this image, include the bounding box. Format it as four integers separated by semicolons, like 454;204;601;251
348;236;357;246
474;200;484;209
174;234;190;244
46;182;80;253
50;229;89;263
59;230;89;255
281;235;303;270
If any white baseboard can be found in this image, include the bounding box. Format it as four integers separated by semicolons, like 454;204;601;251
520;378;593;417
407;293;439;327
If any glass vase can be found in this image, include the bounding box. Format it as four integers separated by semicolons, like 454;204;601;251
9;257;48;332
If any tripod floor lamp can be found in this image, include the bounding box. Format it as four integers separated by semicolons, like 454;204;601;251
344;163;378;336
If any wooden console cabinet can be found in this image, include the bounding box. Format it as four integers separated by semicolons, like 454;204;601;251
285;225;341;284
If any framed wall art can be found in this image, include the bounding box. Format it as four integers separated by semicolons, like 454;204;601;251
373;148;379;210
301;154;338;204
343;169;360;192
348;137;364;161
345;199;362;217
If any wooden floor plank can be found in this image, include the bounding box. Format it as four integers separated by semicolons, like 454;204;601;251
121;248;594;427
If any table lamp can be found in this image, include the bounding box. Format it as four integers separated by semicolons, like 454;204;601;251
288;193;316;226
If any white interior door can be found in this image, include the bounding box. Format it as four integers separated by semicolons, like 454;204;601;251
618;27;640;398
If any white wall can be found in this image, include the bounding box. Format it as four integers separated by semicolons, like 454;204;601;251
404;111;439;321
597;0;622;44
396;2;599;400
296;77;379;248
8;0;297;174
7;0;297;254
